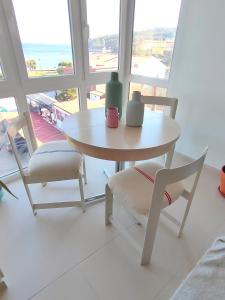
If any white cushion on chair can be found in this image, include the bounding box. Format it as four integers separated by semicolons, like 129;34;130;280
108;162;184;215
28;141;82;182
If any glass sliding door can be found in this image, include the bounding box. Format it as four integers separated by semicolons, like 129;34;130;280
0;97;29;177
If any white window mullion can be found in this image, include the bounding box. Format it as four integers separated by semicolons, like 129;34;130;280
79;0;90;81
119;0;135;107
0;1;21;96
79;84;88;111
167;0;184;97
85;72;111;85
21;76;80;96
119;0;135;80
0;1;35;156
68;0;84;83
1;0;52;159
69;0;89;110
0;0;29;112
2;0;29;85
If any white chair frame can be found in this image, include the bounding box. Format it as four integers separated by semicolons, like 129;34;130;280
129;95;178;168
141;95;178;119
7;112;87;215
106;148;208;265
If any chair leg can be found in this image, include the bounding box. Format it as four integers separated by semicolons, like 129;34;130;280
82;157;87;184
141;203;161;265
165;143;175;168
105;184;113;225
178;199;192;238
78;175;86;213
23;182;36;216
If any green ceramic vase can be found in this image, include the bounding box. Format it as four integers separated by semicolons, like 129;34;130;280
105;72;122;119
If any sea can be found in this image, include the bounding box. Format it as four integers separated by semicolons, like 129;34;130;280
23;43;73;69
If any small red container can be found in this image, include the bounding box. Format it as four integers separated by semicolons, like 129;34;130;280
218;165;225;197
106;106;119;128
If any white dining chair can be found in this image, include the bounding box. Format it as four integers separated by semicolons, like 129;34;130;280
7;112;87;215
129;95;178;168
141;95;178;119
105;148;208;265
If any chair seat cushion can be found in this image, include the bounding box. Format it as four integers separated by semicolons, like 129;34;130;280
108;162;184;215
28;141;82;182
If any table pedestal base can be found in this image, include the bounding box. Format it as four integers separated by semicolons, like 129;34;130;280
85;193;105;206
103;161;125;180
92;161;125;206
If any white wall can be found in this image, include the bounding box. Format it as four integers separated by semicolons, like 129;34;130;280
168;0;225;169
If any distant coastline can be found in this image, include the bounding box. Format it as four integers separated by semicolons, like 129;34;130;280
22;43;115;69
22;43;73;69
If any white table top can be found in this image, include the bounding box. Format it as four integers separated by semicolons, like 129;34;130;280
62;108;180;161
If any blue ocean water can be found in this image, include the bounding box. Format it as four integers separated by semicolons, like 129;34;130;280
22;43;73;69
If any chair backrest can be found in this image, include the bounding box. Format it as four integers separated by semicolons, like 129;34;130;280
6;112;36;176
141;96;178;119
153;147;208;204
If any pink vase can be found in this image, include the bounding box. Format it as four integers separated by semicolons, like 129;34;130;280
106;106;119;128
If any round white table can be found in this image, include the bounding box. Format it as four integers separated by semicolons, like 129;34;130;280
62;108;180;167
62;108;180;203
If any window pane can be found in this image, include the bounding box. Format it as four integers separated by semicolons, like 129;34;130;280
0;97;29;177
87;84;106;109
87;0;120;72
13;0;74;78
129;82;167;112
27;89;79;146
131;0;181;79
0;63;4;80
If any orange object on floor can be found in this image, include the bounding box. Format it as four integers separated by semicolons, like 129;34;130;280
218;165;225;197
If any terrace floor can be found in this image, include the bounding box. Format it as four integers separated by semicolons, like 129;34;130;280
0;153;224;300
30;112;65;144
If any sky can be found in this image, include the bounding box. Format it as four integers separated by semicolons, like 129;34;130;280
13;0;181;45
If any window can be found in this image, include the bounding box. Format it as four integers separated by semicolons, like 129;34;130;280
131;0;181;79
27;89;79;146
87;0;120;72
87;84;106;109
0;0;182;179
12;0;74;78
129;82;167;112
0;97;29;177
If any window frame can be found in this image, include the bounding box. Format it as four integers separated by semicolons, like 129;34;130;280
0;0;181;179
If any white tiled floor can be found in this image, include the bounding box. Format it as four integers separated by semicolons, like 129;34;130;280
0;154;224;300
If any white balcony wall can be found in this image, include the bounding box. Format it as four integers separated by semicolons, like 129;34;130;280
168;0;225;169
